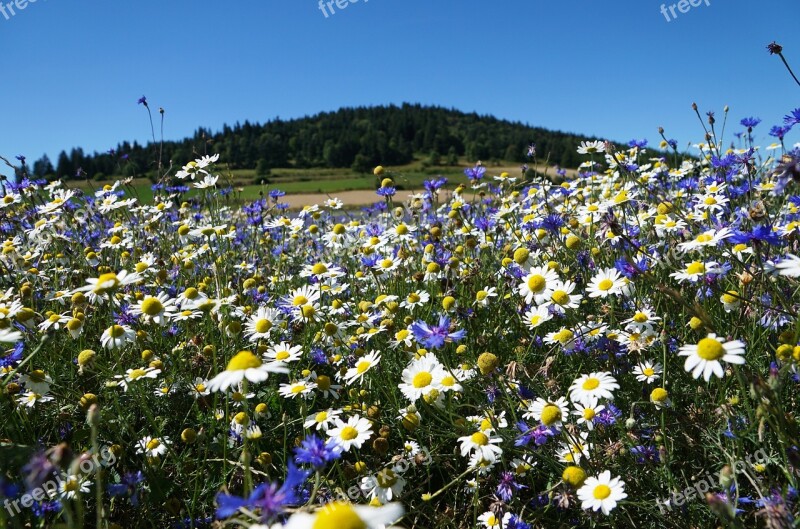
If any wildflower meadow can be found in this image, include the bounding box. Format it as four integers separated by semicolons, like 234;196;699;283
3;50;800;529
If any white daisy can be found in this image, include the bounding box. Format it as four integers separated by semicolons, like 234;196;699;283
577;470;627;515
343;350;381;385
678;333;745;381
327;415;373;452
206;350;288;393
632;360;662;383
568;372;619;405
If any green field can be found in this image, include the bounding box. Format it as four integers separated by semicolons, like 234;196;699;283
64;159;560;204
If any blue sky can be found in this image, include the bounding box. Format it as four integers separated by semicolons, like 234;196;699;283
2;0;799;167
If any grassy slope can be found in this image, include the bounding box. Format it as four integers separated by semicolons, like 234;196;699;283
65;159;575;204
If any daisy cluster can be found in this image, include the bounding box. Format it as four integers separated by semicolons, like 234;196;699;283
1;112;800;528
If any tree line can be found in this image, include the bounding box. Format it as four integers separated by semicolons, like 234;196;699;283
25;104;613;180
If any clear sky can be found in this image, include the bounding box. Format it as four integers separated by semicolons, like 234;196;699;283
2;0;799;167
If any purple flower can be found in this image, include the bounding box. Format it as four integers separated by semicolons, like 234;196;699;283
409;314;466;349
783;108;800;128
464;165;486;181
740;117;761;129
216;463;309;522
137;95;148;106
15;155;25;164
496;471;525;502
376;186;396;197
294;435;341;470
108;471;145;507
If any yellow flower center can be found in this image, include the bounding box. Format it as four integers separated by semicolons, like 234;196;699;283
412;372;433;388
291;384;306;394
317;375;331;390
146;439;161;451
529;315;542;326
633;312;648;323
275;351;290;361
598;279;614;291
583;408;595;420
527;274;546;293
470;432;489;446
651;388;668;402
30;370;46;382
293;295;309;306
704;196;717;205
356;360;373;374
551;290;570;306
686;261;705;275
441;375;455;387
109;325;126;338
254;319;272;333
582;378;600;390
407;292;421;303
129;369;151;381
141;297;164;316
722;292;738;304
312;263;328;275
380;259;394;269
541;404;562;426
396;224;409;235
315;411;328;423
226;350;262;371
340;426;359;441
476;290;488;301
64;478;80;492
593;484;612;500
643;368;655;377
311;502;366;529
696;233;713;243
696;337;725;361
553;329;574;343
94;272;119;293
375;469;398;488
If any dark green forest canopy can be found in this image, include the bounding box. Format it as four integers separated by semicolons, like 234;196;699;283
36;104;626;180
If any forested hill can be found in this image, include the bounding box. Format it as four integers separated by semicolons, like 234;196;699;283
33;104;612;179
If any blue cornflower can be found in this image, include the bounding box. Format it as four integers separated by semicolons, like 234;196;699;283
108;471;145;507
628;139;648;149
506;514;531;529
376;186;396;197
423;177;447;193
310;348;329;365
630;445;660;464
15;155;25;164
770;125;791;139
294;434;342;470
409;314;466;349
22;451;57;492
464;165;486;181
1;341;24;369
730;226;782;246
784;108;800;128
515;422;557;447
137;95;148;106
741;117;761;129
269;189;285;200
216;463;309;522
496;471;525;502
